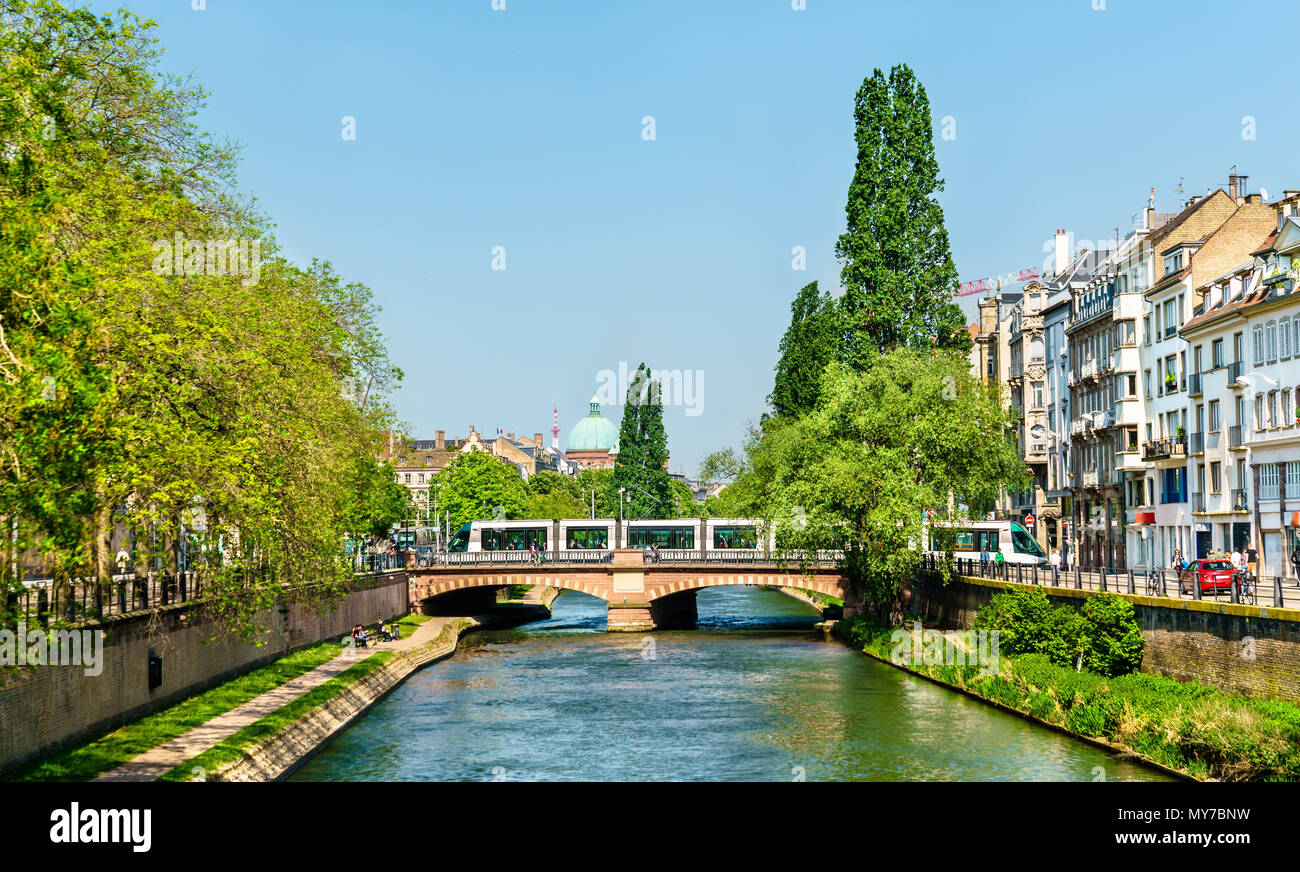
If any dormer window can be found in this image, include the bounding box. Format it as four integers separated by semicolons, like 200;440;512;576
1164;252;1183;273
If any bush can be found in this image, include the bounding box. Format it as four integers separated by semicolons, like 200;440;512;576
1080;593;1144;677
1041;605;1090;670
974;586;1052;655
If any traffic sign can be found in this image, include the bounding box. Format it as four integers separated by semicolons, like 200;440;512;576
1025;514;1035;528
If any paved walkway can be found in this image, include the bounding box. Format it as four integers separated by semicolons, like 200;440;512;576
95;617;455;782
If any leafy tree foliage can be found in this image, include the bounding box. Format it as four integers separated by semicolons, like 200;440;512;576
768;282;843;418
754;349;1024;610
432;451;527;532
0;1;403;637
612;363;672;520
575;468;617;518
834;64;969;364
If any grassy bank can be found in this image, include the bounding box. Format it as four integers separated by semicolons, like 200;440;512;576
9;639;347;782
162;616;466;781
162;651;397;781
839;615;1300;782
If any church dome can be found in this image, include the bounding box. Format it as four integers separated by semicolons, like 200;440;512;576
566;396;618;452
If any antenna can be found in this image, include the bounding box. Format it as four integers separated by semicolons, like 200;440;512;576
1173;176;1185;198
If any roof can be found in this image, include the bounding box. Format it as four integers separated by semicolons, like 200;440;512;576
567;397;618;452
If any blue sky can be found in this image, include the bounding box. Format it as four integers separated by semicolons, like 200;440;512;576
93;0;1300;475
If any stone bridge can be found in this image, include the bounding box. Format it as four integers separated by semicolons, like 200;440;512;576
407;549;854;631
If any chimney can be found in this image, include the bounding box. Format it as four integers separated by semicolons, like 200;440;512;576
507;432;515;442
1245;193;1261;205
435;429;445;450
1053;229;1070;277
1228;173;1239;201
533;432;543;446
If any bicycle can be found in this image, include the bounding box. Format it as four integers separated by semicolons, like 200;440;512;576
1236;570;1256;605
1145;568;1161;596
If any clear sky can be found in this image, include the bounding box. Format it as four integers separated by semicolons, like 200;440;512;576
90;0;1300;475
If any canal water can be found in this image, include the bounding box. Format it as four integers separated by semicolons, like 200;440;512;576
290;586;1171;782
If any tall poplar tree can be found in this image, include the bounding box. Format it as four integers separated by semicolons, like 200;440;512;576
768;281;842;418
613;363;672;520
834;64;969;366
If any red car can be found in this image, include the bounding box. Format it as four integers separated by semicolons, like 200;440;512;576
1178;558;1236;595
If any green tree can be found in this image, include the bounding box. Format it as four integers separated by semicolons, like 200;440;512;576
432;451;528;531
0;0;406;637
834;65;969;366
755;348;1024;614
575;468;617;518
525;468;585;520
768;282;843;417
612;363;672;520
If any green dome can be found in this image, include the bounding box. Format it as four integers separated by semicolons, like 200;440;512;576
566;396;618;452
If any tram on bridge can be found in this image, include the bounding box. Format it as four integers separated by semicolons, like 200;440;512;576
446;517;770;562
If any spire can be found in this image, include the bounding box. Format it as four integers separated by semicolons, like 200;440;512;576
551;394;560;449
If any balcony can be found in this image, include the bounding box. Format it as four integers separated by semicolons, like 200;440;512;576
1231;488;1248;511
1228;361;1244;383
1188;431;1204;454
1162;375;1178;395
1081;359;1100;381
1228;425;1245;449
1070;418;1092;438
1142;435;1187;462
1083;469;1100;488
1188;372;1202;396
1096;409;1117;429
1192;492;1206;512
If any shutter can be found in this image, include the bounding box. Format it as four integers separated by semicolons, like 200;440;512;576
1282;318;1292;359
1254;325;1264;364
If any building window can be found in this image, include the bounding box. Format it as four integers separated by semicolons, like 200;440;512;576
404;474;411;484
1209;399;1220;431
1260;464;1280;501
1288;461;1300;493
1266;321;1278;362
1282;317;1293;359
1032;382;1044;407
1212;338;1223;368
1285;389;1294;427
1211;462;1221;493
1254;324;1265;365
1143;315;1151;345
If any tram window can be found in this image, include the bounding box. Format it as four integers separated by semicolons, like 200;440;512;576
449;525;470;553
483;528;547;550
1010;525;1043;557
629;527;694;549
712;526;757;549
566;527;608;549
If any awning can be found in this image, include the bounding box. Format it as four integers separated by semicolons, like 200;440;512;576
1134;511;1156;525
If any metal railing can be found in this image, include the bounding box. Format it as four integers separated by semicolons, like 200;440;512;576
1188;372;1203;396
923;553;1298;609
1228;425;1245;448
1189;431;1204;454
416;549;845;569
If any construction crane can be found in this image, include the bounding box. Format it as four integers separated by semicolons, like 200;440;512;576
956;267;1040;297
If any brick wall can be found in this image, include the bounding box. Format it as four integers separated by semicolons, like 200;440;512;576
905;572;1300;703
0;573;408;776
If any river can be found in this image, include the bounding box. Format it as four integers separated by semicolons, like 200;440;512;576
289;586;1171;781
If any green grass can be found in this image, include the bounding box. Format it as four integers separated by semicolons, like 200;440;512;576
9;639;348;782
793;587;844;609
162;617;470;781
396;613;432;634
838;614;1300;782
162;651;397;781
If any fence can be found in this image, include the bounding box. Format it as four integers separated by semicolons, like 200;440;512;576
921;554;1299;610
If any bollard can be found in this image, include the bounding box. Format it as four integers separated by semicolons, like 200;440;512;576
1193;573;1202;600
1230;575;1239;604
1275;576;1284;609
1032;564;1039;585
1075;566;1082;590
1100;570;1107;592
1016;564;1023;585
1158;569;1167;598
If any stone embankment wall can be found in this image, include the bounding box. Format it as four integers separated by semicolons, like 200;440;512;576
211;618;474;782
907;571;1300;702
0;573;408;775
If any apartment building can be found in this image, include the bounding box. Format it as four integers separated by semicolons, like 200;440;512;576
1180;192;1300;579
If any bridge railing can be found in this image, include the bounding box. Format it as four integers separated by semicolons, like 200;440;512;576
922;553;1297;610
414;549;845;569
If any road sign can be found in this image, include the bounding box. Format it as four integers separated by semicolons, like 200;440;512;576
1025;514;1035;529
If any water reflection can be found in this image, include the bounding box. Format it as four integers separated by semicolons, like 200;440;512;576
289;587;1171;782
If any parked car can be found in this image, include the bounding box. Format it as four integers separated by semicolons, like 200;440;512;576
1178;558;1235;596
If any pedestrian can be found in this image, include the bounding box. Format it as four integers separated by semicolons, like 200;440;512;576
1231;548;1242;572
114;547;130;577
1292;544;1300;585
1049;548;1061;568
979;544;991;566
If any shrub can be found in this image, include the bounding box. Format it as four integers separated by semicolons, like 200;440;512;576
1080;593;1144;677
974;586;1052;655
1041;605;1090;670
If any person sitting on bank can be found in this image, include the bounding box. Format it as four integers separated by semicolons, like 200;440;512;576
352;624;368;648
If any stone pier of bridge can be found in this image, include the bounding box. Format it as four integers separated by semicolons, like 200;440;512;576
406;549;854;631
